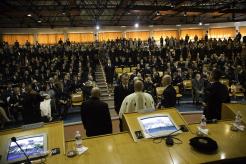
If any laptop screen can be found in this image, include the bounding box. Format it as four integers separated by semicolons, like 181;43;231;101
7;134;46;162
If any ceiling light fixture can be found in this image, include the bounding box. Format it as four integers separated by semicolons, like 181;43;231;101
134;23;139;28
27;14;32;17
37;20;42;23
96;25;100;30
198;22;203;26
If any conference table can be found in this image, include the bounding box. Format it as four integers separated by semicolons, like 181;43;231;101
0;121;65;164
65;108;246;164
222;103;246;123
1;107;246;164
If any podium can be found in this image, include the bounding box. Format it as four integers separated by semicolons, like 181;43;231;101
122;108;188;142
0;121;65;164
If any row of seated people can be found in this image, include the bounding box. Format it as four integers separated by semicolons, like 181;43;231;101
0;42;101;129
0;74;97;128
105;36;245;67
113;66;245;107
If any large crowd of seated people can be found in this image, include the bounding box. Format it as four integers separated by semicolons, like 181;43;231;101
0;40;99;128
102;34;246;99
0;32;246;130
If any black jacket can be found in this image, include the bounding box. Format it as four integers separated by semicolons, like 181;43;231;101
161;85;176;108
204;82;230;120
81;97;112;137
114;84;133;114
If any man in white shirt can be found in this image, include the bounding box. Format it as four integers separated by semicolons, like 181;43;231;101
119;80;155;118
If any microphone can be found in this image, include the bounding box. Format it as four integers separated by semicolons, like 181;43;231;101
11;137;32;164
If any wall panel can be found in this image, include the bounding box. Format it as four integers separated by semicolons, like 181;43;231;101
3;34;34;45
126;31;150;40
180;29;205;40
209;27;235;39
153;30;178;40
98;32;123;41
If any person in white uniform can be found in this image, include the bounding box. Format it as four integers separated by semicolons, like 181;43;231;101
119;80;155;118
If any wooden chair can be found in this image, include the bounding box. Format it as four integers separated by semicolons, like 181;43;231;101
183;80;192;90
71;92;83;106
131;67;137;72
173;86;182;104
115;67;123;74
123;67;131;73
230;84;245;99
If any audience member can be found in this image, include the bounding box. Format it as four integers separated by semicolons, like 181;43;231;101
81;87;112;137
159;75;176;108
119;80;155;119
204;70;230;120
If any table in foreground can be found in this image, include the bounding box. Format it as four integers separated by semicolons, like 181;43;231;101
222;103;246;123
0;121;65;164
65;109;246;164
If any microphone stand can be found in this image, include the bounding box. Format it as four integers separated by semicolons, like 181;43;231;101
11;137;32;164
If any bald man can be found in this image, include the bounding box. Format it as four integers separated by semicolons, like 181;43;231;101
160;75;176;108
81;87;112;137
119;80;155;119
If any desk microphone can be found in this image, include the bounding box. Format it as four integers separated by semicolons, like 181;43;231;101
11;137;32;164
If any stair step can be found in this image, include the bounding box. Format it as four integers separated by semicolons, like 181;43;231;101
101;97;114;101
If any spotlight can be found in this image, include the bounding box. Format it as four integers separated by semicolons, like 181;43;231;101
96;25;100;30
27;14;32;17
198;22;203;26
134;23;139;28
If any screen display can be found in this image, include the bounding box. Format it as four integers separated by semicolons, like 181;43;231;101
140;116;177;134
7;135;45;161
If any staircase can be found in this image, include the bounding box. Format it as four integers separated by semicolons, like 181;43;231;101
95;63;118;119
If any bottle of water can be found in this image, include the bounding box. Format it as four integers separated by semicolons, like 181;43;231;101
75;131;82;148
235;111;242;127
200;115;207;129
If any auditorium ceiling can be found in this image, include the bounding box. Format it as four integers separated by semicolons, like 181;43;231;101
0;0;245;28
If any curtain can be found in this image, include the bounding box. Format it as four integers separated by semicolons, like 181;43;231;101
180;29;205;40
3;34;34;45
153;30;178;40
98;32;123;41
37;34;64;44
126;31;150;41
68;33;94;43
209;27;235;39
239;26;246;36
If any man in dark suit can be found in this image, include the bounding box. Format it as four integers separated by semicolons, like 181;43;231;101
22;85;43;124
160;75;176;108
114;73;133;114
204;70;230;120
81;87;112;137
114;73;133;131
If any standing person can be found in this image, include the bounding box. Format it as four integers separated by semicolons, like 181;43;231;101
104;60;115;94
22;85;43;124
119;80;155;119
158;75;176;108
55;82;70;119
114;73;132;131
192;73;205;104
81;87;112;137
204;70;230;120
